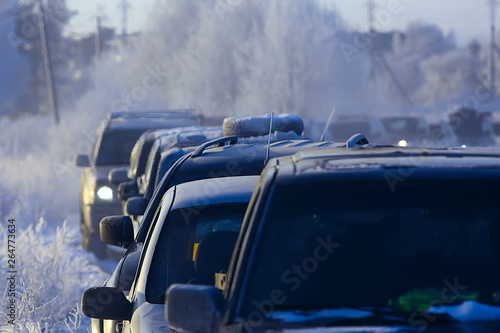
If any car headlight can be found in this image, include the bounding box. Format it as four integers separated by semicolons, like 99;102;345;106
96;186;113;201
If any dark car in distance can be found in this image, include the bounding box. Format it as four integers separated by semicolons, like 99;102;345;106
75;110;201;258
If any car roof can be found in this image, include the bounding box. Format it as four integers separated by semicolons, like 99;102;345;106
167;139;349;187
156;127;222;150
171;175;259;209
103;110;201;131
271;146;500;185
106;117;201;131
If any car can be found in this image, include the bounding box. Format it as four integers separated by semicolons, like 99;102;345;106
448;107;496;147
484;111;500;142
82;175;260;332
111;128;177;208
116;127;222;208
87;116;369;333
166;146;500;333
75;110;201;258
428;121;459;147
380;115;432;147
137;127;223;202
119;127;223;228
328;114;389;144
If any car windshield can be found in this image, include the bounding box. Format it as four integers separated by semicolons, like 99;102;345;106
146;202;248;304
141;142;162;196
381;117;424;137
240;181;500;319
429;124;445;141
94;128;148;165
493;123;500;136
330;121;371;141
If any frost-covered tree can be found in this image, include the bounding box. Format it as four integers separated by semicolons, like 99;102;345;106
10;0;75;116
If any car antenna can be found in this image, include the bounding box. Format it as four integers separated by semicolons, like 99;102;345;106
319;107;336;142
265;112;274;164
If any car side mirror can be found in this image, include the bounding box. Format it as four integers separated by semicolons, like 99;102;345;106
118;181;138;201
126;197;149;216
109;167;130;185
82;287;131;320
100;215;134;248
166;284;223;333
75;154;90;167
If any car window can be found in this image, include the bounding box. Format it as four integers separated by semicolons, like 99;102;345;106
146;202;248;304
239;181;500;317
130;189;173;294
94;128;148;165
382;117;420;135
330;121;372;141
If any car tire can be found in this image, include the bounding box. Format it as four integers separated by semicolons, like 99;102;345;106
83;226;107;260
223;115;304;137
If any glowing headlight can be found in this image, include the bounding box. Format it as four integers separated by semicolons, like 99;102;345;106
398;140;408;147
96;186;113;201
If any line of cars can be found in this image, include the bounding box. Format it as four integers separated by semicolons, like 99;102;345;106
79;111;500;332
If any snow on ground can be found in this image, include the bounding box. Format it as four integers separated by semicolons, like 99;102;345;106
0;112;115;332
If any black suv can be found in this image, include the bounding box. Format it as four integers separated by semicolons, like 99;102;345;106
88;132;369;333
449;107;496;147
75;110;200;258
167;147;500;333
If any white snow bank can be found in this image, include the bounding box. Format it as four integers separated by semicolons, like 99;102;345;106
0;218;109;332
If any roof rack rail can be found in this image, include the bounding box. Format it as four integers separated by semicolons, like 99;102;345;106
346;133;369;148
109;109;197;120
191;136;238;158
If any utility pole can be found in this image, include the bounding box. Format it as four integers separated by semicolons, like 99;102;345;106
120;0;130;44
37;0;60;125
366;0;412;106
95;5;105;57
367;0;375;33
367;0;376;80
489;0;498;97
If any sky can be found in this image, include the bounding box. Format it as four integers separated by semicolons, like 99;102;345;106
65;0;492;46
